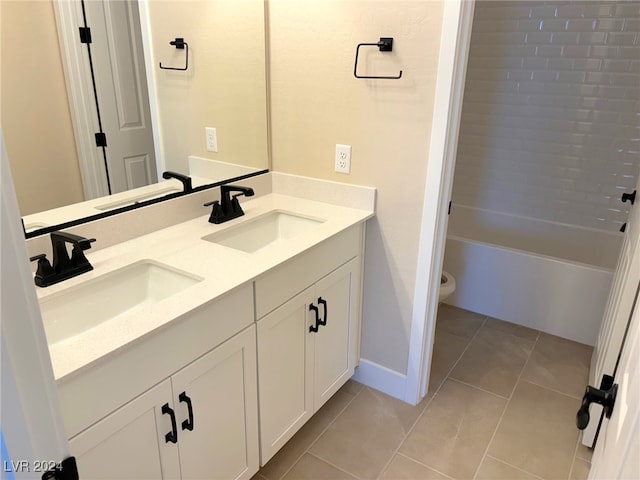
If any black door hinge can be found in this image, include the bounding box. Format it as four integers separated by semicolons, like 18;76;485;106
95;132;107;147
448;201;452;215
79;26;92;44
41;457;79;480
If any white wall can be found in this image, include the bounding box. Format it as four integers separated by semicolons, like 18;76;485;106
268;0;444;374
453;1;640;231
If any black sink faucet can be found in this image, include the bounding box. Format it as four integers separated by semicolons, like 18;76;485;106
204;184;255;224
29;231;96;287
162;171;193;193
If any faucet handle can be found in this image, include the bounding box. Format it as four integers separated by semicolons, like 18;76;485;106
77;238;96;251
30;254;56;285
204;200;225;224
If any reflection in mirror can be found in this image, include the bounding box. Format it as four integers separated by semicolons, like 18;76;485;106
1;0;269;236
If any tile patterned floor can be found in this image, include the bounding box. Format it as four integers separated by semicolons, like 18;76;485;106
253;305;593;480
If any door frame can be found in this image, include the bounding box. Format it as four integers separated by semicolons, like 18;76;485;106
53;0;164;200
404;0;475;404
1;134;70;471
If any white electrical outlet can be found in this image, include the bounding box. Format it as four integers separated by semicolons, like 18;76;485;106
205;127;218;152
335;144;351;174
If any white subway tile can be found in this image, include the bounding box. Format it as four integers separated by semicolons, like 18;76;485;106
567;18;598;32
542;18;569;32
607;32;636;45
532;5;558;19
597;18;625;32
551;32;581;44
615;4;640;17
579;32;608;45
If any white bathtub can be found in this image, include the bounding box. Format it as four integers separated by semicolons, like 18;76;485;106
443;205;622;346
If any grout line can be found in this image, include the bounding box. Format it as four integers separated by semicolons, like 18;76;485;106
484;455;546;480
446;377;511;400
568;433;592;480
471;330;541;480
519;378;585;401
394;452;456;480
374;314;490;479
305;451;362;480
263;384;363;480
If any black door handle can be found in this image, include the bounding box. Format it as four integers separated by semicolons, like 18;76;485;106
161;403;178;443
309;303;320;333
318;297;328;327
576;374;618;430
621;190;636;205
179;392;194;431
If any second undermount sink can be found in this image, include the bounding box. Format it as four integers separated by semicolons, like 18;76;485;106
94;186;182;211
202;210;326;253
40;260;202;346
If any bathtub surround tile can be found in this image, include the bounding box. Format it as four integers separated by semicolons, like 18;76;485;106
399;379;506;479
259;389;355;480
281;454;357;480
309;387;427;479
428;331;470;394
449;327;535;397
380;454;451;480
436;304;485;339
488;380;580;480
521;333;592;398
475;456;540;480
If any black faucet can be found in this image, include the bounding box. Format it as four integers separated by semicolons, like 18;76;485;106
204;184;255;224
162;171;193;193
29;231;96;287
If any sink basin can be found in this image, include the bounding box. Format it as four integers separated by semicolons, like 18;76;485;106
94;186;182;211
202;210;325;253
40;260;202;345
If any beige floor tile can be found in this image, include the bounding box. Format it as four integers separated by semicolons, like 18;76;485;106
489;380;580;480
575;442;593;462
380;454;450;480
251;473;268;480
428;331;470;394
476;456;539;480
340;379;364;396
400;379;506;479
282;454;357;480
521;333;592;398
259;390;354;480
483;317;540;341
309;387;427;479
450;328;535;397
436;305;485;339
571;458;591;480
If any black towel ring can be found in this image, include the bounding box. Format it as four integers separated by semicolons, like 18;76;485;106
354;37;403;80
160;38;189;71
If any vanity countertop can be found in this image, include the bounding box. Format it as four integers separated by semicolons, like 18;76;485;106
39;190;374;381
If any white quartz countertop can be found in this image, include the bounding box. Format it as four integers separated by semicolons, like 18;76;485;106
38;192;374;381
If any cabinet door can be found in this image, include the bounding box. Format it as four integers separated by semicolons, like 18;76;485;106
313;259;358;409
171;326;259;480
70;380;181;479
257;288;314;464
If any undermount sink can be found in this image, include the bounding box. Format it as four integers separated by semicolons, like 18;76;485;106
94;186;182;211
40;260;202;345
202;210;326;253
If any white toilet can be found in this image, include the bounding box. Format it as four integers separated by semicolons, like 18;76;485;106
439;270;456;303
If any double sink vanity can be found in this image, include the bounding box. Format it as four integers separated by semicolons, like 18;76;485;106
29;173;375;479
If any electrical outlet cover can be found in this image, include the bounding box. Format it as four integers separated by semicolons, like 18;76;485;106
335;144;351;174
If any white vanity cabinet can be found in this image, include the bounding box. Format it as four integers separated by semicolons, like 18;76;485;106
68;325;259;480
254;226;363;464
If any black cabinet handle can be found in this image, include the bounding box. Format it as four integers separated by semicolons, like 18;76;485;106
318;297;328;327
309;304;320;333
179;392;194;431
161;403;178;443
621;190;636;205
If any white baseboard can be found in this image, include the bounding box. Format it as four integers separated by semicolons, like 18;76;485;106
352;359;407;402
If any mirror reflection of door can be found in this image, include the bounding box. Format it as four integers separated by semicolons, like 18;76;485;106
80;0;157;194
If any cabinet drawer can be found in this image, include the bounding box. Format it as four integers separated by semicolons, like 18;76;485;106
254;225;361;319
59;284;253;438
